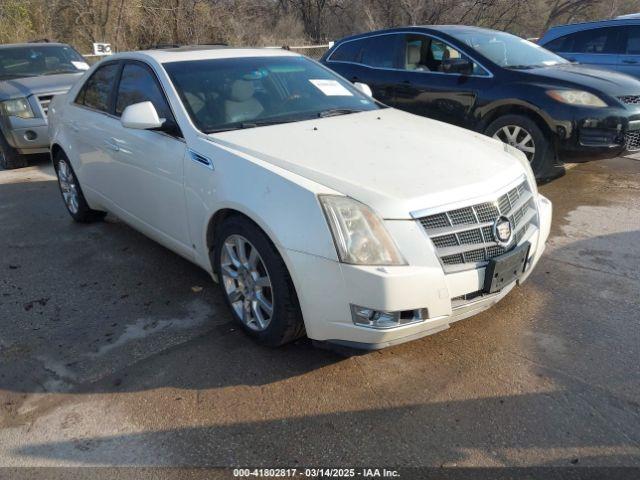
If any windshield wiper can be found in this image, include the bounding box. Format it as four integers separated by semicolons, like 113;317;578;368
205;118;302;134
318;108;363;118
0;73;41;80
506;65;537;70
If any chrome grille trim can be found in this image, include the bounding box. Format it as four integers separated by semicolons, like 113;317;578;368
624;130;640;151
618;95;640;105
417;179;538;273
38;94;54;117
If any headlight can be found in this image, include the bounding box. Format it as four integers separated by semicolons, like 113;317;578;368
546;90;607;107
0;97;35;119
319;195;406;266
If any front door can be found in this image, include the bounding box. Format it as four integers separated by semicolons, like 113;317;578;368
105;61;191;252
392;34;493;128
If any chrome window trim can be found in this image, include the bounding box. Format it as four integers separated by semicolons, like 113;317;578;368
327;30;494;79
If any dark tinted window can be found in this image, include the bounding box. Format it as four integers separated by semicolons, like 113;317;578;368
360;35;399;68
76;63;120;112
544;35;572;53
624;26;640;54
569;27;621;54
330;40;363;62
115;62;173;120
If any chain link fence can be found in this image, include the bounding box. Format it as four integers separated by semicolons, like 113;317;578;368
285;44;331;59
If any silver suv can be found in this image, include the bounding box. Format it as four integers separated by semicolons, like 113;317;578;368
0;42;88;169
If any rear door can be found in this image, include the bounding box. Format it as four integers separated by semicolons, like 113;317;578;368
544;26;622;70
392;33;493;128
324;34;403;105
66;61;122;197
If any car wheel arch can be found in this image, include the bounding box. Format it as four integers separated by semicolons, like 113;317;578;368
50;143;64;164
205;208;287;275
478;102;556;139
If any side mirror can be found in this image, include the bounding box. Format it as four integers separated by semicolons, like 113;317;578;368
354;82;373;97
121;101;165;130
442;58;474;75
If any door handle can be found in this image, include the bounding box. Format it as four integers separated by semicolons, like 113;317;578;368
103;139;120;152
623;59;638;64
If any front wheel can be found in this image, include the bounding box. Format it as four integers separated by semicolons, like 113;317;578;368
213;216;305;347
54;151;106;222
484;114;554;179
0;132;28;170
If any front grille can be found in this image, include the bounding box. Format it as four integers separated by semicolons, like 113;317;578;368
625;130;640;151
418;179;538;273
38;95;54;117
618;95;640;105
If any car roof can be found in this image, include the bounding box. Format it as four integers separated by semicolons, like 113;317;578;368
0;42;71;49
541;17;640;43
116;45;301;64
332;25;509;45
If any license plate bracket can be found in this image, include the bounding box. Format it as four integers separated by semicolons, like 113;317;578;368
483;242;531;294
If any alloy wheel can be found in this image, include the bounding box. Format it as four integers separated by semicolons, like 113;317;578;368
57;159;80;214
220;234;274;332
493;125;536;162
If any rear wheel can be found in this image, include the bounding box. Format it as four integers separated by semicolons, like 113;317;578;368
0;132;28;170
54;151;106;222
485;114;554;179
213;216;305;347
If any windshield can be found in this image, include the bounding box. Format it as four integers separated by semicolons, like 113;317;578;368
0;45;88;80
164;56;381;133
450;30;569;69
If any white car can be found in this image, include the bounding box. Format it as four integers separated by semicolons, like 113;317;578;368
48;46;552;350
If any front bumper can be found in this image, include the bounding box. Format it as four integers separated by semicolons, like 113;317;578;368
1;115;49;154
551;104;640;159
287;194;552;349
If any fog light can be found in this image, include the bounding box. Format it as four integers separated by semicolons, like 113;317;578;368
350;305;428;329
24;130;37;141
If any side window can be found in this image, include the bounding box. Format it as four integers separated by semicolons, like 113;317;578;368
360;35;400;68
329;39;364;63
570;27;621;54
401;34;487;76
544;35;572;53
624;26;640;54
115;62;174;121
75;63;120;112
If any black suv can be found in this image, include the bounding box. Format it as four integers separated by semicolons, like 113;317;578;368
321;26;640;178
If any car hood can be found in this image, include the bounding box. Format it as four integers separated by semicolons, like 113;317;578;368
0;72;83;100
524;63;640;96
208;109;526;219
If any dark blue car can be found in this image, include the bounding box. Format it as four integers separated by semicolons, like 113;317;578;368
321;26;640;179
539;18;640;79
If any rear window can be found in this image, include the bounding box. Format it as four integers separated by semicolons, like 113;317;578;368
329;40;364;63
75;63;120;113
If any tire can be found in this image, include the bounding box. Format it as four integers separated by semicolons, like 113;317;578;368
0;132;28;170
484;114;555;180
53;150;106;223
213;216;305;347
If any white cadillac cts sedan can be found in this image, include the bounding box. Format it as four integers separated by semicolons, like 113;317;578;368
48;46;552;349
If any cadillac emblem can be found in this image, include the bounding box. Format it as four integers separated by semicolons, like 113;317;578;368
493;216;513;247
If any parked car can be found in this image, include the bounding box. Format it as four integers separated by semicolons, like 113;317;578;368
48;46;552;350
539;17;640;79
0;41;88;169
321;26;640;179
